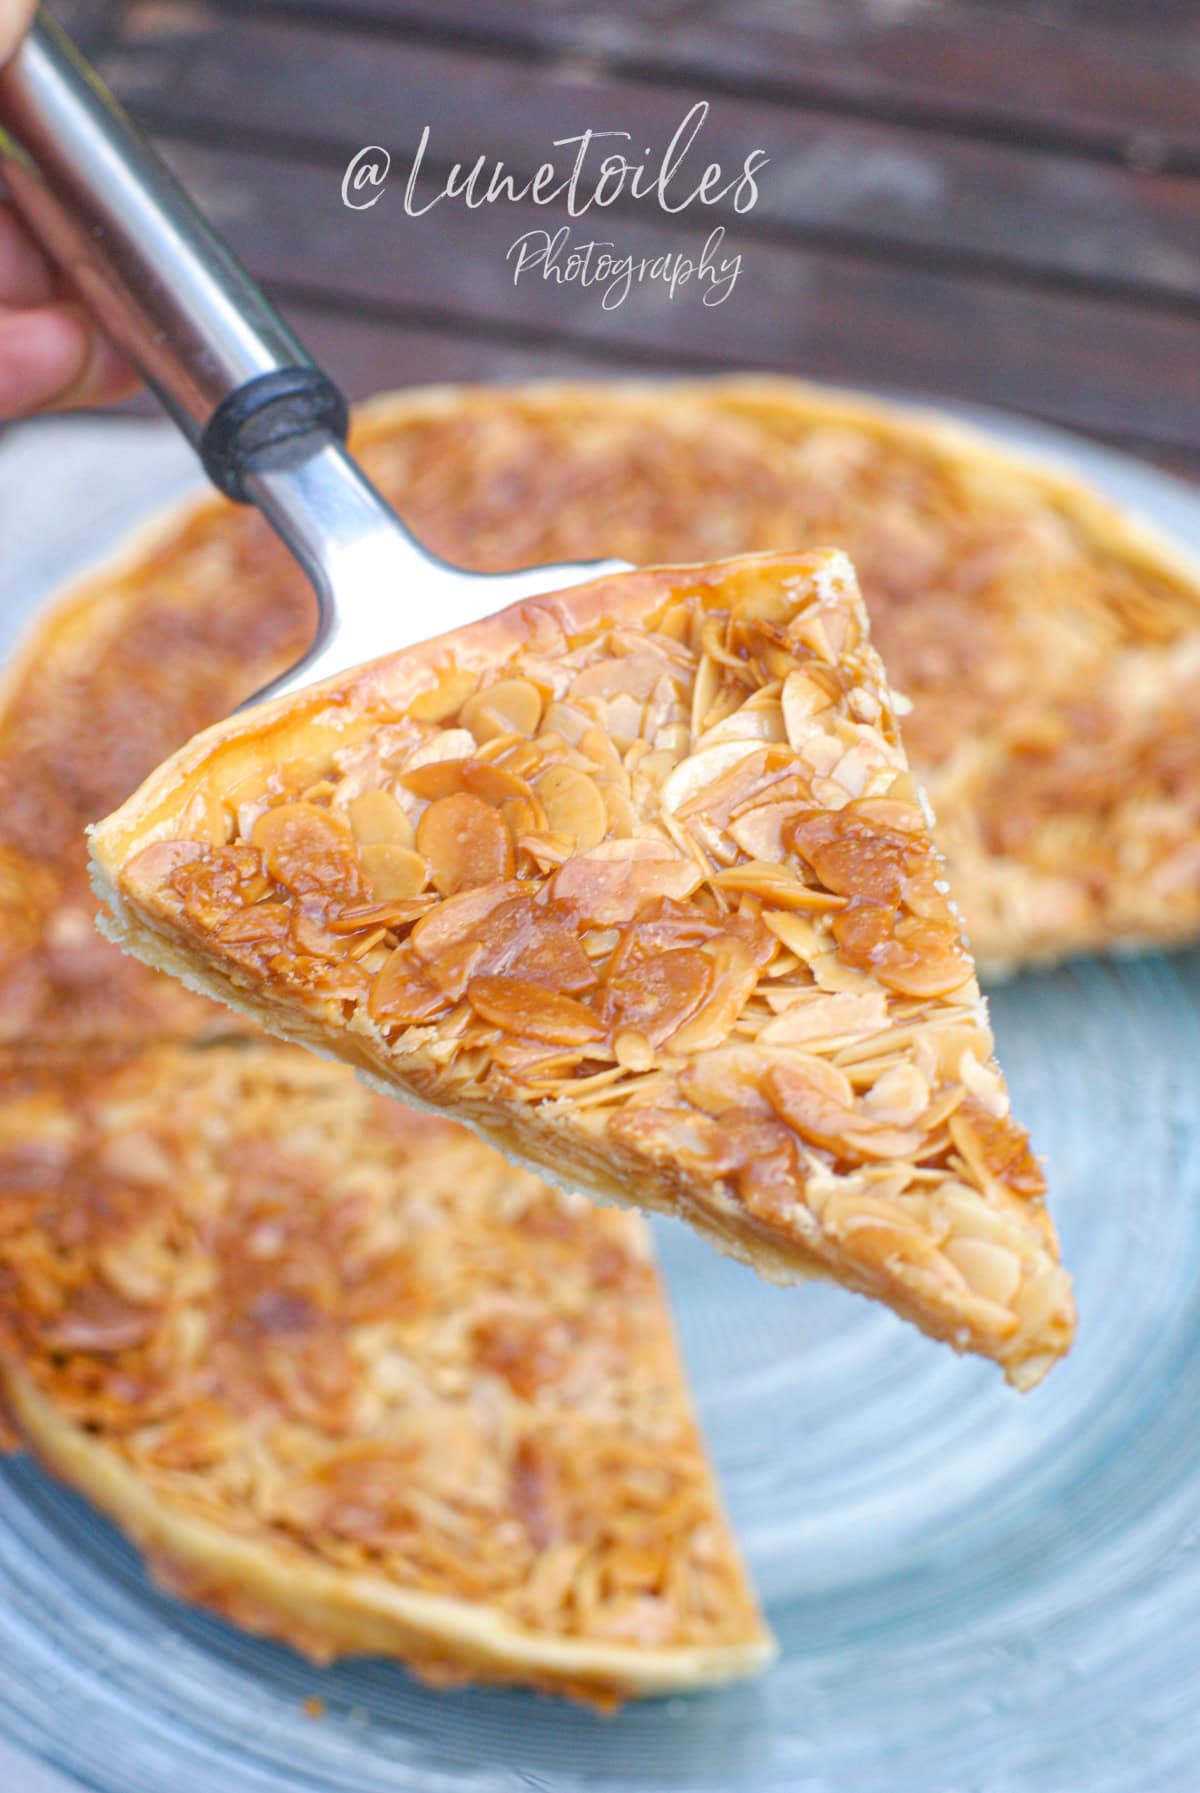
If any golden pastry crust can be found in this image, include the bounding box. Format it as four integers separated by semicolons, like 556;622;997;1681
92;549;1074;1388
0;1043;771;1704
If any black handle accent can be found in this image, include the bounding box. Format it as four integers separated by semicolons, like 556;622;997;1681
200;367;349;503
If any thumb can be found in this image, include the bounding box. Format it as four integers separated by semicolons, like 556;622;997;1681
0;1;37;65
0;303;139;418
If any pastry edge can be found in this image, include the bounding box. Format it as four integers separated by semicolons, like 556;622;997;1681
1;1363;775;1702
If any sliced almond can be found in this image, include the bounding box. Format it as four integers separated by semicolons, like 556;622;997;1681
417;793;514;897
401;758;533;806
467;975;606;1046
727;801;813;862
359;843;430;901
601;947;711;1048
862;1062;930;1128
460;678;543;743
570;652;676;704
689;650;721;738
581;838;676;862
758;990;889;1045
712;861;846;912
346;787;415;849
781;668;836;746
551;848;702;927
821;1191;960;1284
578;725;625;775
368;946;452;1025
213;903;292;946
613;1030;656;1072
515;830;578;872
943;1237;1021;1309
410;880;523;961
659;741;764;816
597;778;637;840
534;765;608;853
699;694;787;749
603;693;646;745
669;937;758;1054
402;728;477;770
678;1045;773;1117
540;700;589;746
327;894;434;934
765;1060;922;1162
252;802;360;896
501;794;549;839
177;786;232;848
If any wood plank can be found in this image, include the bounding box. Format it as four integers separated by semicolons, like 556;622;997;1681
140;136;1200;450
100;11;1200;309
207;0;1200;165
101;288;1200;492
39;0;120;52
110;299;634;415
950;0;1200;29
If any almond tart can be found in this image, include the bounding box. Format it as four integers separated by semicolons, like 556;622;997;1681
0;1041;771;1704
91;548;1075;1388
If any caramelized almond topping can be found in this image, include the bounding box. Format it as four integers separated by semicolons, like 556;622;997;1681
109;549;1070;1386
0;1047;767;1684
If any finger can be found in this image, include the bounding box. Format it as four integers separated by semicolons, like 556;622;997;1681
0;205;57;305
0;304;139;418
51;315;141;412
0;306;86;415
0;1;37;64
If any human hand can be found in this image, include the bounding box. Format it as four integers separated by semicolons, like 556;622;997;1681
0;0;138;417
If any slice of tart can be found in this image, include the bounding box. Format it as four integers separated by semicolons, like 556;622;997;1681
91;548;1075;1388
0;1042;771;1704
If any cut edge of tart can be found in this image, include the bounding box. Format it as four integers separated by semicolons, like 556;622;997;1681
0;1043;773;1706
91;548;1076;1389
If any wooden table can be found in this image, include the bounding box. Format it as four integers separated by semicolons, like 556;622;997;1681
47;0;1200;481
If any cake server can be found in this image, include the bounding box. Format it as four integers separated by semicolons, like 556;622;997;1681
0;8;628;703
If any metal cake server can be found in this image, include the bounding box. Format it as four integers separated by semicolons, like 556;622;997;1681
0;8;628;704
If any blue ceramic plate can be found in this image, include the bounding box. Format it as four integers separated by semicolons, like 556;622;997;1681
1;403;1198;1793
